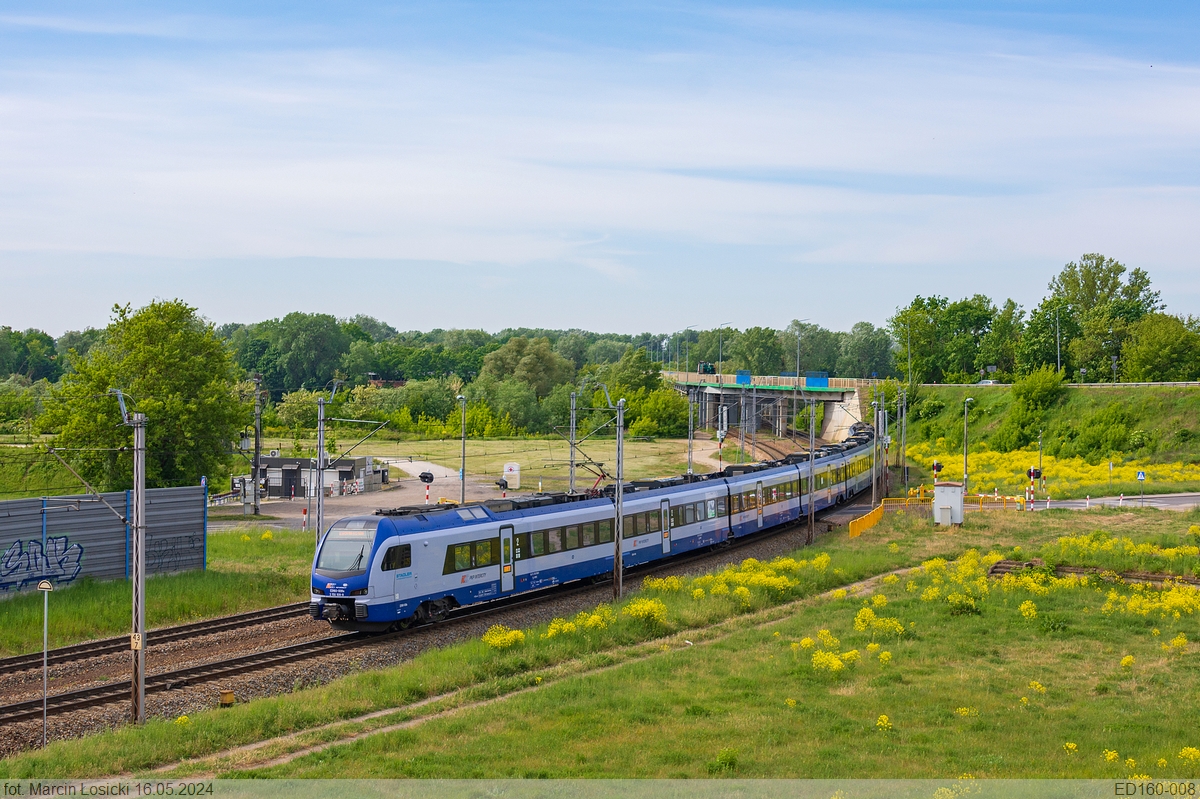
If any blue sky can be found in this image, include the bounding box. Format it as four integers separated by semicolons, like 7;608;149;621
2;2;1198;336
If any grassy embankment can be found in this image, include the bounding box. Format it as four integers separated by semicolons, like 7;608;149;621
4;507;1200;779
904;385;1200;499
0;529;313;656
0;444;79;500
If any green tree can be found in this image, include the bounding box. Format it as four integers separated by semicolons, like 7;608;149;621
731;327;783;375
1048;253;1161;317
783;321;842;375
1015;298;1078;375
249;312;351;392
940;295;995;380
889;296;949;383
481;337;574;398
975;299;1024;378
627;388;689;437
585;338;630;365
276;389;321;429
1121;313;1200;382
836;322;895;378
39;301;245;490
604;346;662;393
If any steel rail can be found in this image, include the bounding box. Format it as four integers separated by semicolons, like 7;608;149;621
0;602;311;674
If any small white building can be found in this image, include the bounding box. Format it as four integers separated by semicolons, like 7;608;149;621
933;481;964;527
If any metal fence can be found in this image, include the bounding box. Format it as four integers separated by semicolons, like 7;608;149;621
0;485;207;595
848;504;885;538
879;496;1025;520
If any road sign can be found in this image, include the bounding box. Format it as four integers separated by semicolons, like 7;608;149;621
1137;471;1146;482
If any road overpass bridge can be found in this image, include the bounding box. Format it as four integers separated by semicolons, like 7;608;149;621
662;371;883;444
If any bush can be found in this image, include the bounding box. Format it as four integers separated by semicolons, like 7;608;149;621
1012;365;1065;412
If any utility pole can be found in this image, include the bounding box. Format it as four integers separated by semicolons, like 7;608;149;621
901;389;908;495
458;395;467;503
252;374;262;516
1055;307;1061;372
569;392;577;493
613;399;625;600
806;398;815;545
130;412;146;724
1038;429;1044;493
315;397;325;547
686;389;694;475
883;404;889;496
750;386;757;461
870;401;878;506
739;389;746;463
963;397;975;495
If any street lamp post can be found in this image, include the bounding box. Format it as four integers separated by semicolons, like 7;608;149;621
717;322;731;384
963;397;975;495
457;395;467;503
38;578;53;747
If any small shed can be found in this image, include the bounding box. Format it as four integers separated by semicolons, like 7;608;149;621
933;481;964;527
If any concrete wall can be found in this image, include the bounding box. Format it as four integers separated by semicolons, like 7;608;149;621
0;485;207;595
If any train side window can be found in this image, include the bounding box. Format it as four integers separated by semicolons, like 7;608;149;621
746;491;757;509
475;539;496;567
691;501;702;521
648;512;660;533
454;543;472;571
514;533;529;560
598;519;613;543
707;499;716;519
381;544;411;571
548;528;565;553
581;522;595;547
716;496;726;516
621;514;633;538
566;525;579;549
531;531;547;557
636;513;647;536
684;504;695;525
671;506;681;528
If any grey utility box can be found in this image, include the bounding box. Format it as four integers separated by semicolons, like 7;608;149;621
933;481;964;526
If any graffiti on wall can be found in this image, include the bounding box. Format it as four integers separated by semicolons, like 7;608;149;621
147;532;204;574
0;536;84;592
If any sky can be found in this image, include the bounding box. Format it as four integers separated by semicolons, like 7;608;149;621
1;1;1198;337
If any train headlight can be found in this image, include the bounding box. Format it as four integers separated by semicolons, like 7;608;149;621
312;586;325;595
349;587;368;596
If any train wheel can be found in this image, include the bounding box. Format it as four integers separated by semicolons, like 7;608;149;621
425;598;453;623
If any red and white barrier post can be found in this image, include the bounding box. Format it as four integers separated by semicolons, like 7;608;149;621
301;507;308;531
425;484;430;505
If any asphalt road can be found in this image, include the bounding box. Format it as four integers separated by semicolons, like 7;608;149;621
1030;491;1200;512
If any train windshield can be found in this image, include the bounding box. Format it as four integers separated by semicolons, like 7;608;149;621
316;519;380;573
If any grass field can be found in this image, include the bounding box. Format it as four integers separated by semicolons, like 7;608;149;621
361;436;720;491
5;507;1200;779
0;528;314;655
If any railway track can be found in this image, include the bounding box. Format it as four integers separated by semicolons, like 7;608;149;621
0;602;311;674
1;500;856;727
988;559;1200;587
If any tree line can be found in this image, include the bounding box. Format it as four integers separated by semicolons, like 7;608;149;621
891;254;1200;384
3;252;1197;491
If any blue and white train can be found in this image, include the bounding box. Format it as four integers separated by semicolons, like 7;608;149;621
310;425;876;631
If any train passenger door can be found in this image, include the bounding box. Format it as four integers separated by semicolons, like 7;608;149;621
500;525;515;593
660;500;671;554
755;481;764;528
